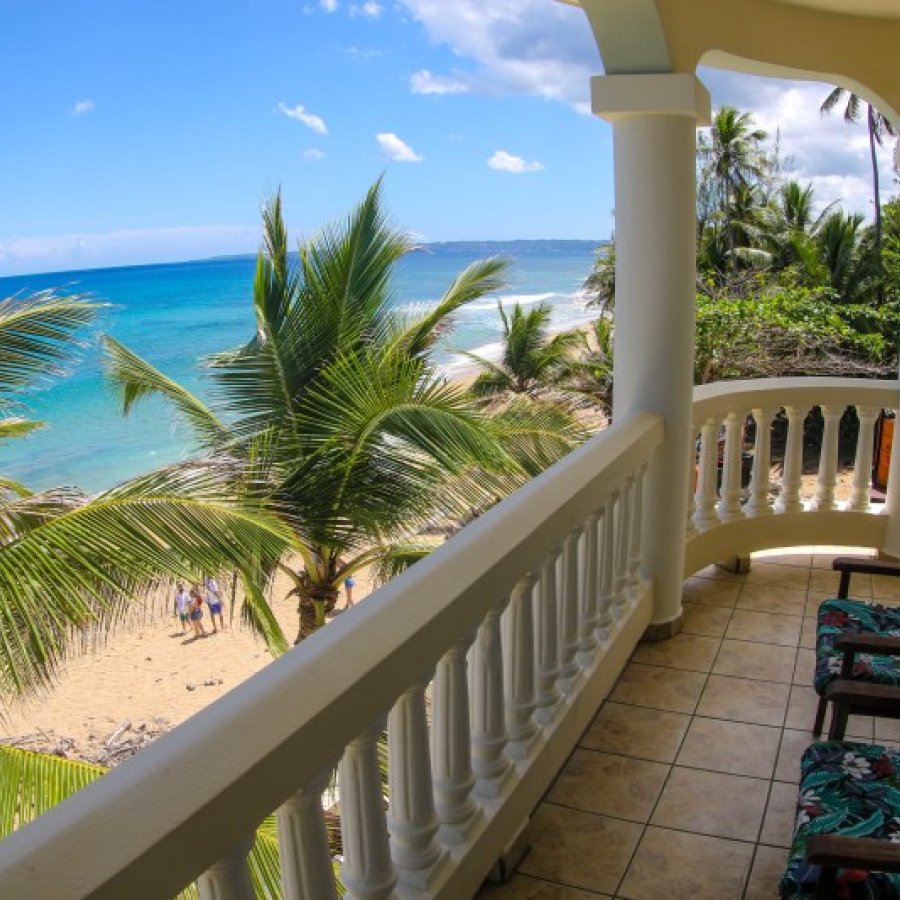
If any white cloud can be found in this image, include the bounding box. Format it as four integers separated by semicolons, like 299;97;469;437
72;99;94;117
410;69;469;96
487;150;543;174
303;148;326;161
350;2;383;16
277;101;328;135
375;132;423;162
0;225;261;278
320;0;338;11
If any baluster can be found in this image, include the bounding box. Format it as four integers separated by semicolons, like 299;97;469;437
277;770;338;900
850;406;879;511
558;527;583;693
431;635;481;845
595;496;616;645
577;513;601;667
387;675;447;888
717;411;745;522
814;405;843;511
339;718;397;900
197;835;256;900
469;599;512;797
693;417;719;529
627;466;646;598
614;480;632;615
746;407;777;516
503;574;540;759
685;424;699;537
776;405;807;514
535;547;562;724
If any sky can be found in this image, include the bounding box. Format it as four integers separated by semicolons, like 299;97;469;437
0;0;897;277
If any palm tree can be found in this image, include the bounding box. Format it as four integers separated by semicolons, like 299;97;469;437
820;87;896;271
698;107;768;268
0;292;296;697
760;180;835;272
560;317;615;418
464;301;582;397
104;183;581;642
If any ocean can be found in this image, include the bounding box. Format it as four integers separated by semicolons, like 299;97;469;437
0;242;599;493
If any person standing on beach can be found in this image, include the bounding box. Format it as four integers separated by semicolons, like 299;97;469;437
173;582;191;634
344;575;356;608
204;574;224;633
188;587;207;639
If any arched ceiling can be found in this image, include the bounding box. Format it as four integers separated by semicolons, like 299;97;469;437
563;0;900;126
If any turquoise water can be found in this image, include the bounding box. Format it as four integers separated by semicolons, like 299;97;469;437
0;245;597;492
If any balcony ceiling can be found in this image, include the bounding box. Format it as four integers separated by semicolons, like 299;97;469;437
566;0;900;124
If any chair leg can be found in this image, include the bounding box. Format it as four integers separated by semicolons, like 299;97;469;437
813;695;828;737
828;701;848;741
815;865;839;900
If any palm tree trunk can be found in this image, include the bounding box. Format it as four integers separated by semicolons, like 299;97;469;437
868;105;885;303
294;584;339;643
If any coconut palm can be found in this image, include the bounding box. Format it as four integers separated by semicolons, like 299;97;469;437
0;292;296;697
821;87;896;271
464;301;582;397
104;183;581;642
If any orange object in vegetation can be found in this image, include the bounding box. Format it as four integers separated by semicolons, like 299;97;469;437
875;415;894;492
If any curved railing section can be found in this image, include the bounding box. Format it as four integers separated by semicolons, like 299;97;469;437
686;377;900;573
0;413;663;900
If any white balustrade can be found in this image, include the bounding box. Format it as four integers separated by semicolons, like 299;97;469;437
339;719;397;900
716;411;745;522
627;466;645;598
685;424;700;537
596;495;616;645
851;406;879;511
577;513;601;666
197;836;256;900
534;548;562;724
775;405;807;514
503;574;540;758
277;770;338;900
431;636;481;844
813;404;842;511
558;528;583;693
746;406;777;517
613;483;631;616
693;417;720;529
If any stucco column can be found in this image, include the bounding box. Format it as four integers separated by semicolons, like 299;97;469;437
593;73;711;635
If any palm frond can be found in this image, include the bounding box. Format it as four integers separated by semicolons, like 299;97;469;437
0;417;43;441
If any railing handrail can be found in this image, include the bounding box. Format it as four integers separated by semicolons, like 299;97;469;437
692;376;900;423
0;411;664;900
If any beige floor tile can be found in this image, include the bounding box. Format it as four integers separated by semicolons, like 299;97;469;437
753;551;813;568
650;766;769;840
693;565;747;583
696;674;789;726
774;729;815;783
800;617;817;650
580;702;691;764
725;610;801;647
713;639;798;683
793;648;816;686
872;574;900;599
632;633;721;672
477;874;610;899
682;577;741;608
804;595;829;618
518;804;641;895
784;685;874;738
548;749;669;822
760;781;798;848
874;718;900;742
676;717;781;778
736;584;807;617
745;845;790;900
618;827;754;900
609;662;706;713
745;562;811;591
680;601;732;638
809;568;871;595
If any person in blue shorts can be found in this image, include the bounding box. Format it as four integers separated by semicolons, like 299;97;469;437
204;575;224;633
344;575;356;608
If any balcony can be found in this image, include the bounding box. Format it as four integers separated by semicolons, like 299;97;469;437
0;375;897;899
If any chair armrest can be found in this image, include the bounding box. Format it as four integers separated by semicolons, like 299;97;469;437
823;678;900;711
835;634;900;657
807;834;900;873
833;557;900;598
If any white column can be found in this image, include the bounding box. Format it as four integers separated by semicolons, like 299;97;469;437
594;73;711;630
693;417;720;530
850;406;879;511
577;513;601;666
387;676;447;889
614;480;631;616
535;547;562;724
746;407;777;516
776;405;806;514
469;600;511;797
277;770;338;900
558;527;583;693
814;405;842;511
339;718;397;900
627;468;646;598
596;495;616;646
197;836;256;900
503;574;539;759
431;635;481;845
717;411;745;522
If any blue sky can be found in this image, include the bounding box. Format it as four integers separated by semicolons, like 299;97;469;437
1;0;896;276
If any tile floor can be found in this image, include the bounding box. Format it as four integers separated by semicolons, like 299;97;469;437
479;546;900;900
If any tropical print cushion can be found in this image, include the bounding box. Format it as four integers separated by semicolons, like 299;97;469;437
780;741;900;899
814;599;900;695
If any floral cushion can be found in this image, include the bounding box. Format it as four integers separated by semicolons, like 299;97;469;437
780;741;900;899
814;599;900;696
